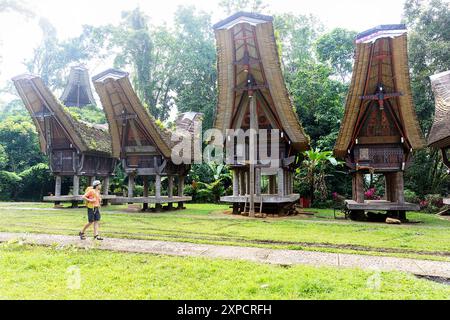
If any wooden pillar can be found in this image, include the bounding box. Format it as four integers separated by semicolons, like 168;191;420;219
55;175;62;197
286;172;291;195
284;170;289;196
249;96;256;217
155;175;162;211
396;171;405;204
168;176;174;198
290;172;294;195
269;175;276;195
102;176;110;206
89;176;96;187
385;173;392;202
255;168;261;196
142;176;149;211
155;175;161;198
73;175;79;196
178;175;185;209
277;168;285;197
103;177;110;196
233;169;239;197
240;171;246;196
168;176;174;210
354;172;365;203
128;174;135;198
71;175;79;208
245;171;249;196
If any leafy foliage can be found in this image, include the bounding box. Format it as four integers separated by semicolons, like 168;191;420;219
297;149;341;203
0;114;45;172
402;0;450;197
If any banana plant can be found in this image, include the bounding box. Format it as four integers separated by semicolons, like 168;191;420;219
297;148;342;204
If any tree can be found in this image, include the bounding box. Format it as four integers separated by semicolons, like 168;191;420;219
17;163;53;201
403;0;450;132
26;19;102;90
171;6;217;129
0;115;45;172
316;28;357;82
402;0;450;197
103;8;178;120
274;13;323;69
288;61;346;150
0;144;8;169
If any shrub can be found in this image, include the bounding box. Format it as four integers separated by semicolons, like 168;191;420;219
404;189;420;204
420;194;445;213
364;188;381;200
0;171;22;200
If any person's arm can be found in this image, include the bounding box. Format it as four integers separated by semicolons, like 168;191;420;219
83;190;96;203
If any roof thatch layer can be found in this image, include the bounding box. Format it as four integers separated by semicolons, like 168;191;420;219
334;25;426;158
92;69;174;159
60;66;96;107
428;70;450;149
12;74;112;156
213;12;310;151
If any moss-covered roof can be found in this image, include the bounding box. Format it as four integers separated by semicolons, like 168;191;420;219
12;74;113;157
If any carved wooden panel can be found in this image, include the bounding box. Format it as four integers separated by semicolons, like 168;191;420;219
354;144;403;169
359;105;399;138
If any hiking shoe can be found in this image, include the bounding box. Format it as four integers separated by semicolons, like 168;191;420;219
79;232;86;240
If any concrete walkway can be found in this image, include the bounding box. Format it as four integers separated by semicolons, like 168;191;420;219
0;232;449;278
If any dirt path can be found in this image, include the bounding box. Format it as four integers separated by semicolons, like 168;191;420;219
1;232;449;278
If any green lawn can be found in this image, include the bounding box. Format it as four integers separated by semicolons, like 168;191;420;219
0;243;448;300
0;202;449;261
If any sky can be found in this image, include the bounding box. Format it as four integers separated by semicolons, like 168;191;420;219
0;0;409;107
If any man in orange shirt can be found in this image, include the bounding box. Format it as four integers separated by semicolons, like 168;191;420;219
79;180;103;240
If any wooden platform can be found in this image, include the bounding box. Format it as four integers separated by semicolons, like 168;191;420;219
110;196;192;204
221;194;300;204
44;195;117;202
444;198;450;205
345;200;420;211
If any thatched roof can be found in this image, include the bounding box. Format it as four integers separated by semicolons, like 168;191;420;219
92;69;174;159
213;12;310;151
12;74;112;156
428;70;450;149
60;66;96;107
334;25;426;158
